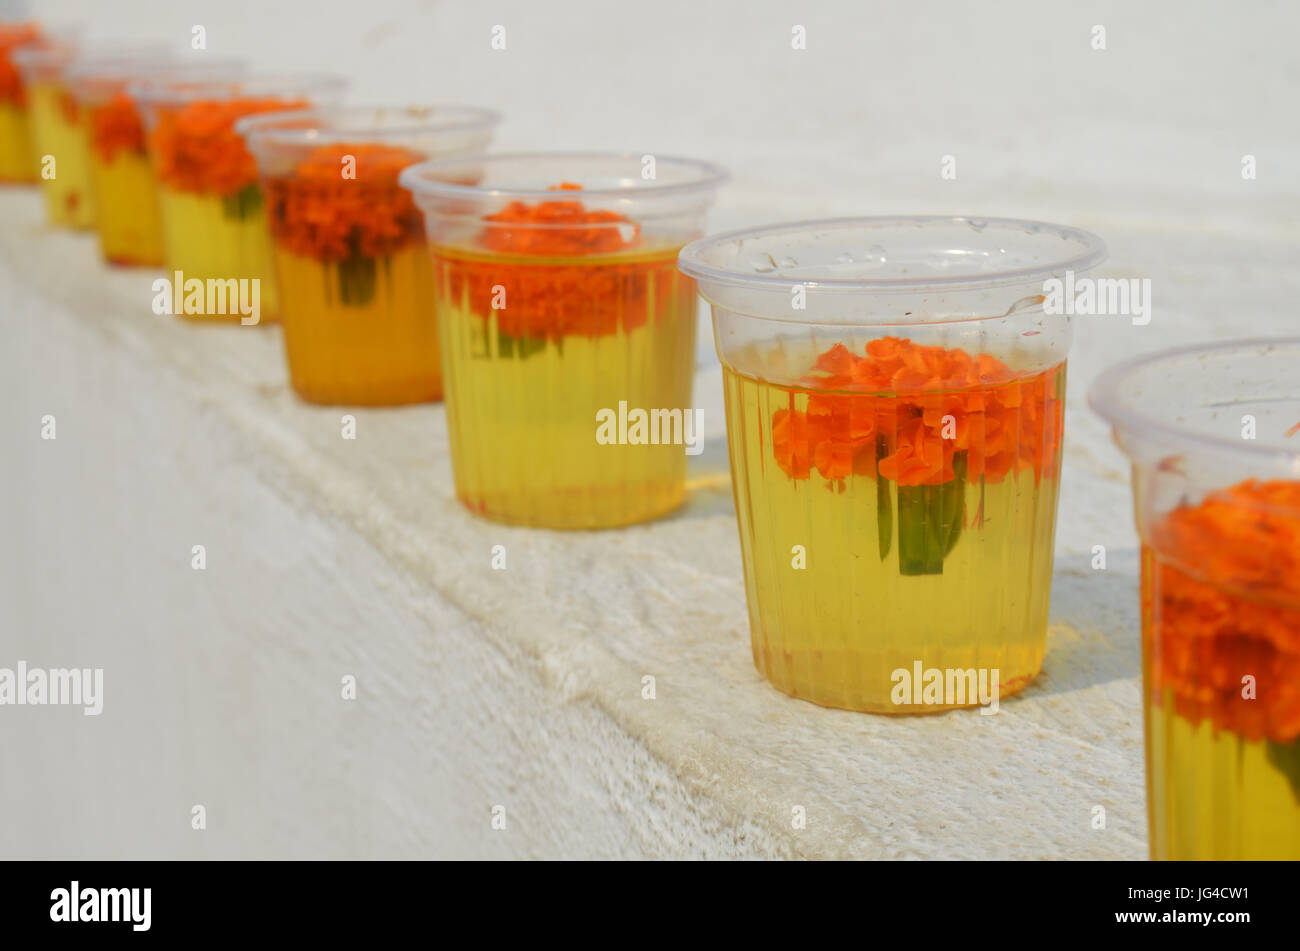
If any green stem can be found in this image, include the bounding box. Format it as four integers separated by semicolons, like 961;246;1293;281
221;183;263;221
337;232;378;307
896;452;966;576
1266;738;1300;805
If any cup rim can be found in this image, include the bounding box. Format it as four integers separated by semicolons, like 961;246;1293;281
235;104;501;145
399;151;730;204
66;54;244;88
677;216;1108;294
129;71;345;106
1088;336;1300;464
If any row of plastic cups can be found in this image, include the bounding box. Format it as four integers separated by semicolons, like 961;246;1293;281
6;30;1297;861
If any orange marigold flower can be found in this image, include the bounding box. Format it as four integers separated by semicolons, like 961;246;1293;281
0;22;41;107
1148;479;1300;744
770;336;1063;487
440;183;674;341
88;91;145;162
265;142;425;261
152;96;307;196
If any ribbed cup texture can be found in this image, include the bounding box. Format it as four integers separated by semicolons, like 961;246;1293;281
1141;534;1300;859
432;244;696;529
157;185;278;321
721;345;1066;713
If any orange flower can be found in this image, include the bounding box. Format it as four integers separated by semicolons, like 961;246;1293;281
1148;479;1300;744
439;183;676;341
57;85;79;124
0;22;41;107
151;96;307;196
265;142;425;261
770;336;1063;488
88;92;145;162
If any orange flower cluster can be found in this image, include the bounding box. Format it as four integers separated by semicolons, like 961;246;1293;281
265;142;424;261
151;96;306;196
0;22;41;106
57;85;79;123
88;92;144;162
772;337;1064;487
1148;479;1300;744
441;183;677;340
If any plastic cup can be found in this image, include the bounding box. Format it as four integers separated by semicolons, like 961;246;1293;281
239;105;500;404
679;217;1106;713
1090;339;1300;859
133;73;347;323
11;37;120;228
67;56;244;266
401;152;727;528
0;20;52;183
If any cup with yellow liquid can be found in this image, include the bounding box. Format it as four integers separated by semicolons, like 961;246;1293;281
0;20;65;184
239;105;499;405
679;217;1106;713
68;56;244;267
402;152;727;529
11;37;103;227
132;72;347;323
1090;339;1300;859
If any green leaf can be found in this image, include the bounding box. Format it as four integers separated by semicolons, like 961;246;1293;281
897;452;966;576
1266;738;1300;805
876;434;892;561
337;233;377;308
221;183;263;221
494;329;548;360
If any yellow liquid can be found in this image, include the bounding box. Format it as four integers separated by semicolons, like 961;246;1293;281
1141;547;1300;859
0;100;35;182
722;354;1063;712
433;245;696;529
1146;700;1300;859
276;243;439;405
27;82;94;228
89;148;164;266
157;185;278;321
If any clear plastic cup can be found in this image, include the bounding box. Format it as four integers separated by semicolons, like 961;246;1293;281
0;20;53;183
133;73;347;323
11;37;141;228
1089;338;1300;859
679;217;1106;713
401;152;727;528
67;56;244;266
239;106;500;404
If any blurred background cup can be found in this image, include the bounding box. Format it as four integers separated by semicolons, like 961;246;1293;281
239;105;499;404
10;33;162;228
679;217;1106;712
68;55;244;266
0;19;65;183
132;72;347;322
1090;338;1300;860
401;152;727;529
